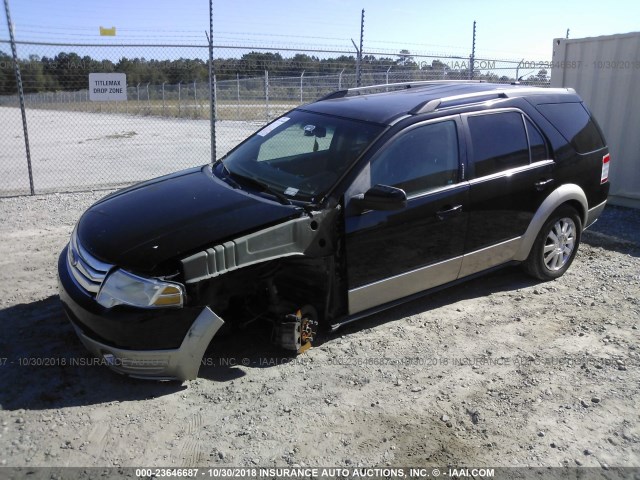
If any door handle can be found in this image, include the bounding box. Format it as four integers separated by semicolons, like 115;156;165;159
534;178;554;191
436;205;463;220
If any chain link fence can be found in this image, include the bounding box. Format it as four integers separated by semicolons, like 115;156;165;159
0;40;551;197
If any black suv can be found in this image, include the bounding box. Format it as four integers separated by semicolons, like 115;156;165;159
58;81;610;381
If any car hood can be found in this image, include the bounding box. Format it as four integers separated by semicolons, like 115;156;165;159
76;166;301;273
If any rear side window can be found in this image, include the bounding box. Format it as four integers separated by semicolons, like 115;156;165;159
537;102;605;154
468;112;529;177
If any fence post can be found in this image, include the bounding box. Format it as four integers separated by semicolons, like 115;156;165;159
351;39;360;88
3;0;35;194
207;0;216;162
386;65;392;91
178;81;181;117
264;70;269;123
162;82;166;116
300;70;305;103
469;20;476;80
357;9;365;87
515;59;524;82
136;83;140;115
213;75;218;121
193;80;197;115
338;68;344;90
236;72;240;118
146;82;150;112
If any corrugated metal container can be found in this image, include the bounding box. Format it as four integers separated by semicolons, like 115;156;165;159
551;32;640;208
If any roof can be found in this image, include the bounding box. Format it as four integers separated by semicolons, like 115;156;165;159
300;82;580;125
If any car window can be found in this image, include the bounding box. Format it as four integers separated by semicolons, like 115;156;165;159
223;110;384;201
257;123;334;161
468;112;529;177
370;120;459;196
536;102;605;154
525;117;548;162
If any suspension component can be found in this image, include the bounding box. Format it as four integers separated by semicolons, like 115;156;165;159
272;305;318;353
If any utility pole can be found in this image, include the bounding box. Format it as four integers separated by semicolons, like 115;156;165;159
4;0;34;195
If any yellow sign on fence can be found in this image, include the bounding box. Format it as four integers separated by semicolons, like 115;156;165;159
99;26;116;36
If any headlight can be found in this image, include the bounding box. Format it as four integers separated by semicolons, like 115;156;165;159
96;269;184;309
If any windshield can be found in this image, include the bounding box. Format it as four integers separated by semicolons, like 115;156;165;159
220;110;384;202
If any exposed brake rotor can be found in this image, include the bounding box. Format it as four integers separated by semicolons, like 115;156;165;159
272;305;318;353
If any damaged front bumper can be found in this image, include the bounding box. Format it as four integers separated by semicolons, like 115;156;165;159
70;306;224;381
58;246;225;381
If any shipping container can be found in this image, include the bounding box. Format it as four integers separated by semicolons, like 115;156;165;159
551;32;640;208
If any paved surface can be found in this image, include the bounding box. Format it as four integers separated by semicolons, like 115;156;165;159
0;107;260;196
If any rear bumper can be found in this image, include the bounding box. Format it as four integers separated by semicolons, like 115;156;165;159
70;306;224;381
585;199;607;230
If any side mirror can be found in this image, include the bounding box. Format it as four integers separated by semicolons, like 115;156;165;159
351;184;407;211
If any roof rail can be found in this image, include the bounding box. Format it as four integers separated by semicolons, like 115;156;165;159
502;86;576;96
317;79;486;101
412;90;509;114
411;86;576;114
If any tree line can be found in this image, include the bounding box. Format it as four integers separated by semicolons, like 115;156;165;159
0;50;547;94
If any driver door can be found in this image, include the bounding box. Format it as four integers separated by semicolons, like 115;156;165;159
344;117;469;315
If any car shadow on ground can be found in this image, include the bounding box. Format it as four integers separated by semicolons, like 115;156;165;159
0;297;186;411
199;265;539;380
1;239;630;408
582;230;639;257
325;265;537;339
0;267;541;403
583;205;640;257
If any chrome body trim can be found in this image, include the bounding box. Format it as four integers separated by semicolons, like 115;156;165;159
467;159;555;185
67;230;112;294
71;306;225;381
348;256;462;315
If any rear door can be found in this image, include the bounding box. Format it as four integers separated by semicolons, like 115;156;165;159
460;109;553;276
344;117;469;315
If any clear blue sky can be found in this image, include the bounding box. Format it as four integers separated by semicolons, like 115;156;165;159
1;0;639;61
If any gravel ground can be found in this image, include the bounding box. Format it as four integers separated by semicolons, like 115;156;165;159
0;190;638;470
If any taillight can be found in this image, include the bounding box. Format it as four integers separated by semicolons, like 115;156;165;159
601;153;610;184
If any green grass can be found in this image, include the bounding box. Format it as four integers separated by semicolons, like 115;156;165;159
21;98;299;122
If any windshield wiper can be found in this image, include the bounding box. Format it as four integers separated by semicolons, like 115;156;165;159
226;170;292;206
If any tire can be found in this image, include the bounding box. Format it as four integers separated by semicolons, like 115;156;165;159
523;205;582;281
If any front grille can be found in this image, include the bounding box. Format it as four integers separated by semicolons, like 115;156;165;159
67;231;113;294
